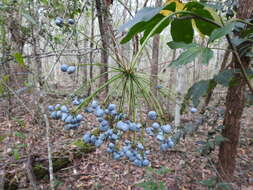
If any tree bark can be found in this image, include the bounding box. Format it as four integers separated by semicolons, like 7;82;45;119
95;0;110;99
150;0;162;97
218;0;253;182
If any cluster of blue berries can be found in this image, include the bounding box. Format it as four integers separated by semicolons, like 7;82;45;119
48;104;83;130
145;111;175;151
82;100;151;166
55;17;75;27
60;64;76;74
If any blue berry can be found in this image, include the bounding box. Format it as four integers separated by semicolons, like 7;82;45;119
48;105;54;111
83;132;91;143
60;105;68;113
91;100;98;109
68;18;75;25
117;121;129;132
85;107;93;113
156;134;165;141
60;64;69;72
55;17;63;26
76;114;83;122
108;104;116;111
64;123;80;130
95;108;104;117
152;122;160;129
161;124;172;133
148;111;157;120
56;111;62;119
61;113;69;121
142;159;150;166
50;111;57;119
137;143;144;150
55;104;61;110
113;152;121;160
190;107;198;113
95;139;103;147
65;115;73;123
108;143;115;148
67;66;76;74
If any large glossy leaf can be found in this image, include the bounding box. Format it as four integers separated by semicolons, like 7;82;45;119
184;1;204;10
208;22;235;43
120;3;176;44
140;14;171;44
120;22;146;44
167;41;197;49
192;8;218;36
119;7;163;33
171;18;194;43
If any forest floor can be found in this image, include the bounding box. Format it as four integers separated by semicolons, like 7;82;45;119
0;94;252;190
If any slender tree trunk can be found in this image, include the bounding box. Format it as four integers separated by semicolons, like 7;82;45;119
95;0;111;99
150;1;161;97
88;1;95;96
218;0;253;182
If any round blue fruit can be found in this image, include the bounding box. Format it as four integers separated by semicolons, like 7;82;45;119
67;66;76;74
152;122;160;129
161;124;172;133
190;107;198;113
68;18;75;25
60;105;68;113
60;64;69;72
148;111;157;120
55;17;63;26
48;105;54;111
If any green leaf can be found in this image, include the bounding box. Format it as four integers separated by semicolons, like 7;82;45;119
13;52;25;67
208;22;235;43
193;8;218;36
119;7;163;33
215;135;228;145
22;13;37;25
186;80;211;107
156;167;172;175
12;149;20;160
199;177;217;187
140;14;171;44
15;132;26;139
120;22;146;44
201;48;213;65
120;3;176;44
171;18;194;43
184;2;205;11
214;70;235;86
170;46;201;66
167;41;197;49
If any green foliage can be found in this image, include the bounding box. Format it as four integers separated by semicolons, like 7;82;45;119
167;43;214;66
171;18;194;43
208;22;235;44
184;80;214;107
200;177;233;190
136;167;171;190
12;52;25;67
136;181;166;190
120;3;176;44
191;8;218;36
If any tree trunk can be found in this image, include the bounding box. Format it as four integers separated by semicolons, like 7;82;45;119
95;0;110;99
88;1;95;96
218;0;253;182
